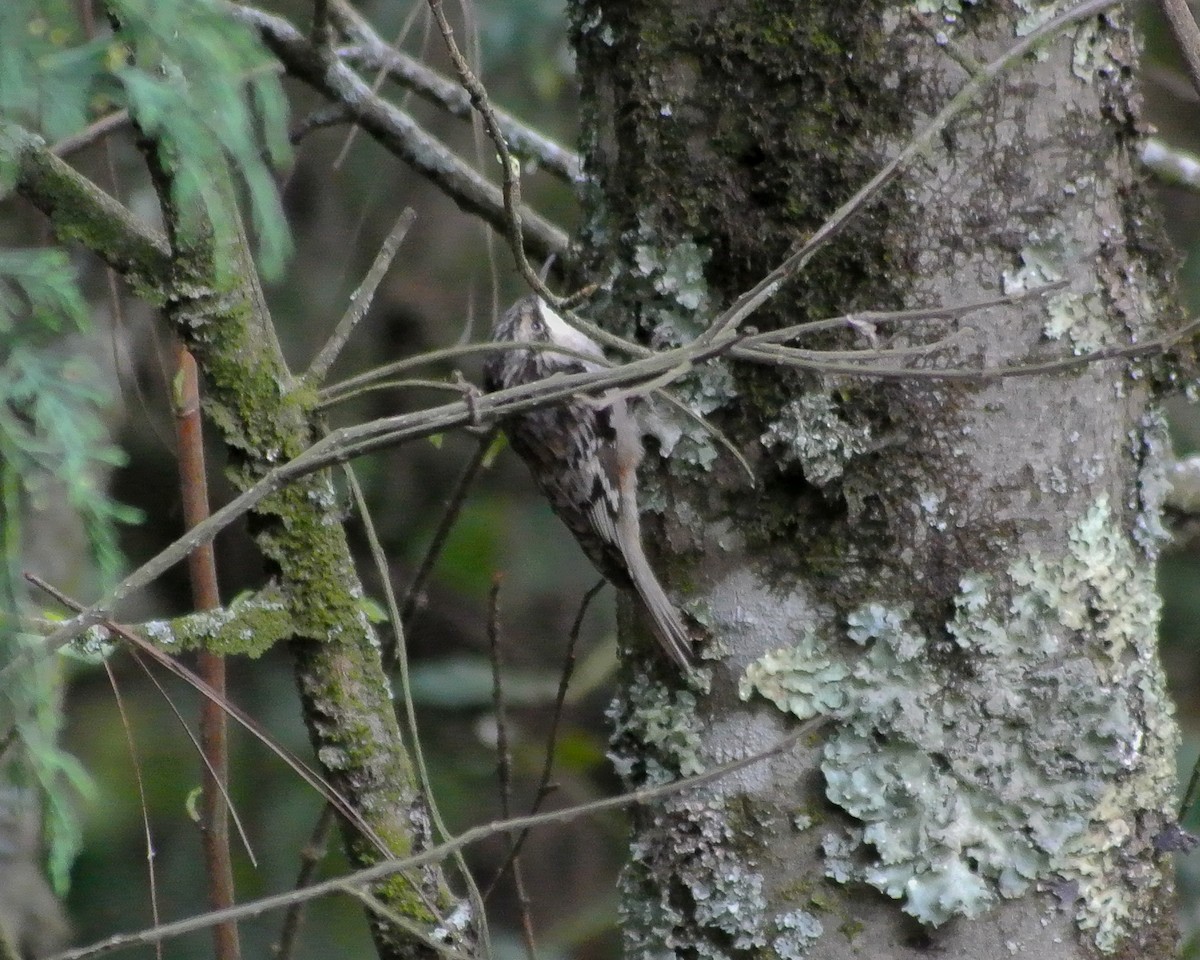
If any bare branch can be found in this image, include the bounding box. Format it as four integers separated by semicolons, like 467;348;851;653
227;3;569;262
749;281;1069;345
310;0;332;48
16;299;1196;681
1160;0;1200;102
483;580;604;901
173;345;242;960
306;208;417;383
732;314;1200;381
50;110;132;158
424;0;555;302
331;0;581;183
289;104;351;143
395;430;499;642
47;717;828;960
273;804;336;960
130;658;257;868
485;575;539;960
100;660;163;960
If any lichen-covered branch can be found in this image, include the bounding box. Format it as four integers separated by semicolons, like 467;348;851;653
106;588;294;658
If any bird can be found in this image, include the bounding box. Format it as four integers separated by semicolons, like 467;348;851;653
484;294;694;670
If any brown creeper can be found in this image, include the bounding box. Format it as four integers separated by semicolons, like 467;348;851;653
484;295;693;670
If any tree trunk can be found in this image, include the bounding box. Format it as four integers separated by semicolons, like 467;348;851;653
573;3;1181;958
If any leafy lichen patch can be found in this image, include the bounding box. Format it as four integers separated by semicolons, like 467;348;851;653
743;498;1175;950
609;672;706;785
1043;289;1108;355
739;629;849;720
760;395;872;488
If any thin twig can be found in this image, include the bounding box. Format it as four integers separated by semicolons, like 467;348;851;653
289;104;351;143
310;0;331;48
272;803;336;960
1160;0;1200;102
534;580;601;808
50;110;132;158
88;50;179;458
484;581;604;900
16;301;1198;680
733;313;1200;380
424;0;551;303
316;281;1049;489
101;660;163;960
319;339;637;409
127;658;256;866
321;377;480;408
461;1;502;364
229;3;569;262
46;717;828;960
487;577;512;825
589;362;693;409
485;573;538;959
745;281;1069;346
511;861;538;960
394;429;498;649
24;574;392;857
332;0;580;182
343;468;492;954
323;315;1198;468
741;331;966;365
307;208;417;383
330;0;427;170
1180;756;1200;822
651;390;756;487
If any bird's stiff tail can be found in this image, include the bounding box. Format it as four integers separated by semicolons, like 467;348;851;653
626;550;693;670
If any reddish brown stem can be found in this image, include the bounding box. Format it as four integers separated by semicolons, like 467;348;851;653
174;343;242;960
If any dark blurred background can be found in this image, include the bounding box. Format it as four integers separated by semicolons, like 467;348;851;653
20;1;1200;957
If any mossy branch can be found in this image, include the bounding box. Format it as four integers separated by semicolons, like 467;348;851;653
3;119;474;960
0;119;171;294
153;196;474;957
129;588;294;658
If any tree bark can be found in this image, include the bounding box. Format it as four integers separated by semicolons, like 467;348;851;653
573;3;1180;958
